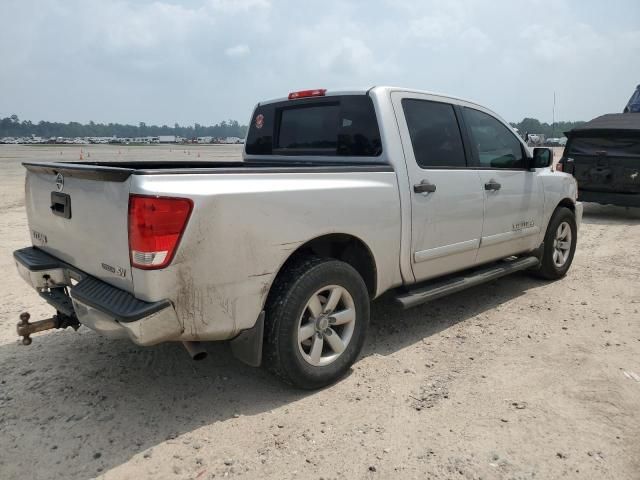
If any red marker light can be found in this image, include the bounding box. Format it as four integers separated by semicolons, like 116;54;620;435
288;89;327;100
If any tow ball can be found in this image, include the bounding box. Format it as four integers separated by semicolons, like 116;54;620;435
17;312;80;345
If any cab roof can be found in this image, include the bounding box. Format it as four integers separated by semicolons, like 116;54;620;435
567;113;640;136
258;86;486;110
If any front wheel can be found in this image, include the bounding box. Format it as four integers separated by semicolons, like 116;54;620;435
534;207;577;280
263;257;369;389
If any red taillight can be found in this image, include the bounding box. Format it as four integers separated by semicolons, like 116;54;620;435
128;195;193;270
288;89;327;100
555;162;563;172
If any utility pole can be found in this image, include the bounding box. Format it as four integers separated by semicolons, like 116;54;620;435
552;91;556;138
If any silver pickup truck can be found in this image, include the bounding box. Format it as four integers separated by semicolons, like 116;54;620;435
14;86;582;388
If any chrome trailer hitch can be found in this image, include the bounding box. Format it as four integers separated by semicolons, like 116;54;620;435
17;311;80;345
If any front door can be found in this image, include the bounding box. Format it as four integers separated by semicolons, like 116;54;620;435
392;92;485;282
460;107;544;263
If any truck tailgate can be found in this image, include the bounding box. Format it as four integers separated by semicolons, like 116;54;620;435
572;153;640;193
23;163;134;292
567;135;640;193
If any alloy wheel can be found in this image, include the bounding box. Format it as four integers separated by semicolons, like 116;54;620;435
552;221;572;268
297;285;356;367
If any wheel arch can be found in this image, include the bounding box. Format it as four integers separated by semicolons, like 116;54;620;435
265;233;378;305
541;197;576;241
557;197;576;213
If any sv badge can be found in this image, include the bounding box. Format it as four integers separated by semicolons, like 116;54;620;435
101;262;127;278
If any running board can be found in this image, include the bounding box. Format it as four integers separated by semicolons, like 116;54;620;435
394;256;540;309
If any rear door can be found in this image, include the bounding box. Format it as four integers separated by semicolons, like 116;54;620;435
24;164;134;292
461;107;544;264
565;135;640;194
392;92;485;282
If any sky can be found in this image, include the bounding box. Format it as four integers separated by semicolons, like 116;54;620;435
2;0;639;126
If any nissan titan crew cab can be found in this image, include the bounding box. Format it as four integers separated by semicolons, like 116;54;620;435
14;87;582;389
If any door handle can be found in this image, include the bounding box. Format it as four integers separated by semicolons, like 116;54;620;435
484;181;501;191
413;181;437;194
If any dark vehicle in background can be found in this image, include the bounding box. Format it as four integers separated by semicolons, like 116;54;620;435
560;114;640;207
624;84;640;113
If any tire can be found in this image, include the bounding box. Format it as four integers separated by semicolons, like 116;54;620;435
263;256;370;389
534;207;577;280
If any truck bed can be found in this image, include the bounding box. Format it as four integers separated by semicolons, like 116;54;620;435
21;158;396;298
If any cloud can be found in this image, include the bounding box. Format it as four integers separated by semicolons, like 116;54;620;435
225;44;250;58
207;0;270;13
0;0;639;125
281;13;397;82
409;14;461;41
408;14;491;53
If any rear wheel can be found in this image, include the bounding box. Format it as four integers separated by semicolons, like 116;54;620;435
534;207;577;280
263;257;369;389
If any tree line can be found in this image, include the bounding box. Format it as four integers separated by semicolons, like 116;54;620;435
0;114;248;139
2;113;585;140
509;118;586;138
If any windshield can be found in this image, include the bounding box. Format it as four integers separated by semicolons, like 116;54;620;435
625;86;640;113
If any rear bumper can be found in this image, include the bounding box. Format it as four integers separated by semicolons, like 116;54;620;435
13;247;183;346
578;190;640;207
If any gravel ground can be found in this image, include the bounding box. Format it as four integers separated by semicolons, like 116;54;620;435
0;145;639;480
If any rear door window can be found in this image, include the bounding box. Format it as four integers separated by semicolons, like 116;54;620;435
245;95;382;157
401;99;467;168
463;108;525;169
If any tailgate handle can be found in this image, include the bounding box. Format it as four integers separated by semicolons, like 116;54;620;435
50;192;72;219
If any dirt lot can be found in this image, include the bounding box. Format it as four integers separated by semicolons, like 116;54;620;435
1;145;639;480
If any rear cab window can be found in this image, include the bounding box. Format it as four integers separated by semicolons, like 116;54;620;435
245;95;382;158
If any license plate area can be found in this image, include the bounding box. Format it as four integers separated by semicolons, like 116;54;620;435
51;191;72;219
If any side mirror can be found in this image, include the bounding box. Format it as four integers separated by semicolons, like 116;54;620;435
531;147;553;169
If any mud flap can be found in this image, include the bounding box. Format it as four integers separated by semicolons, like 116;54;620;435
230;311;264;367
531;242;545;268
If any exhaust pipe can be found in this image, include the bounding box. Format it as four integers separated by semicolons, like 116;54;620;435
182;341;207;361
